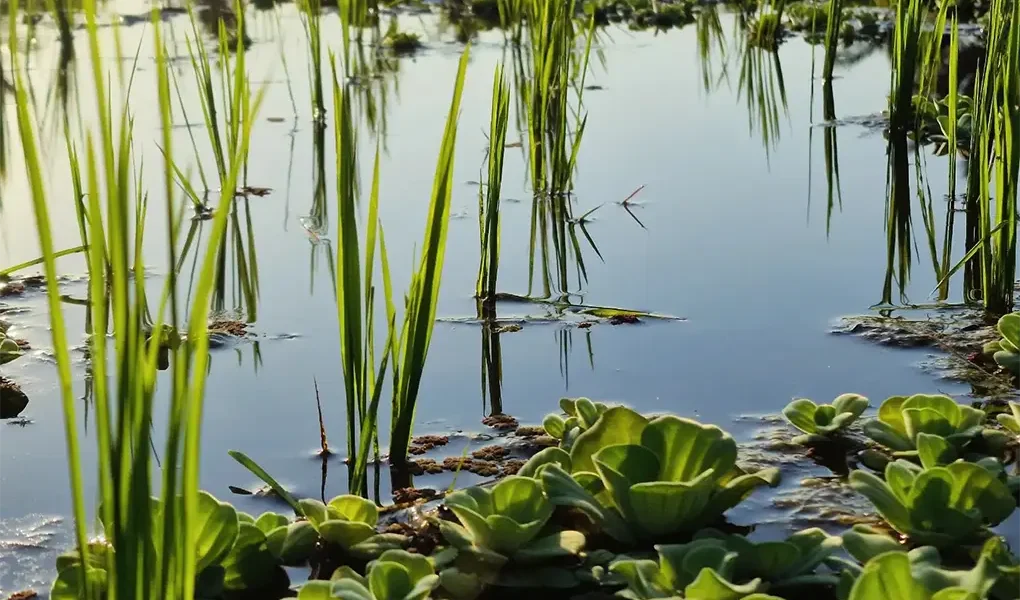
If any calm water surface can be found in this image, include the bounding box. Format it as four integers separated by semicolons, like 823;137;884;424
1;4;1009;594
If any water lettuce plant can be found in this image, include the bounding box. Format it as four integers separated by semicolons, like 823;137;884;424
523;406;780;543
983;312;1019;374
839;525;1014;599
996;401;1020;436
692;527;843;588
541;397;609;449
298;549;440;600
437;475;585;566
848;459;1015;546
244;512;318;565
51;491;295;598
299;495;408;559
861;394;986;453
848;551;996;600
782;393;869;444
983;536;1020;600
609;541;784;599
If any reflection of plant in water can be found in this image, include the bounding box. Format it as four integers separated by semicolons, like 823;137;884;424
511;1;601;298
695;4;729;93
307;117;331;236
479;301;505;417
878;129;914;307
807;74;842;235
747;0;786;50
351;29;401;144
298;0;327;121
381;25;423;56
737;44;788;161
526;194;603;298
195;0;252;49
176;198;261;323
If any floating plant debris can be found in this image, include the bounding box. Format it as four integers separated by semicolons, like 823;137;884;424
513;425;545;437
481;413;518;430
471;444;509;460
441;456;501;477
392;487;439;504
409;458;444;475
238;186;273;197
409;434;450;455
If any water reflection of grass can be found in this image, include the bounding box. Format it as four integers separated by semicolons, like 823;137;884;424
737;43;788;162
807;77;842;236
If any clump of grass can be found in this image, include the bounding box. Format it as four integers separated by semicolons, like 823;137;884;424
9;0;264;597
476;65;511;302
388;49;470;467
958;0;1018;314
326;48;470;475
515;0;601;296
821;0;844;80
329;54;390;494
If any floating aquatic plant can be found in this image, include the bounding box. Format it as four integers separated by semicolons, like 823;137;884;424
432;476;586;593
692;527;843;589
609;541;783;600
523;406;780;543
542;397;609;449
996;401;1020;436
840;526;1011;600
299;495;408;559
438;476;584;563
51;491;294;598
782;393;869;444
861;394;987;454
982;312;1019;374
848;459;1015;546
298;549;440;600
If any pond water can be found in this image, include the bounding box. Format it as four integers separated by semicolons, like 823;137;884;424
0;2;1014;595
